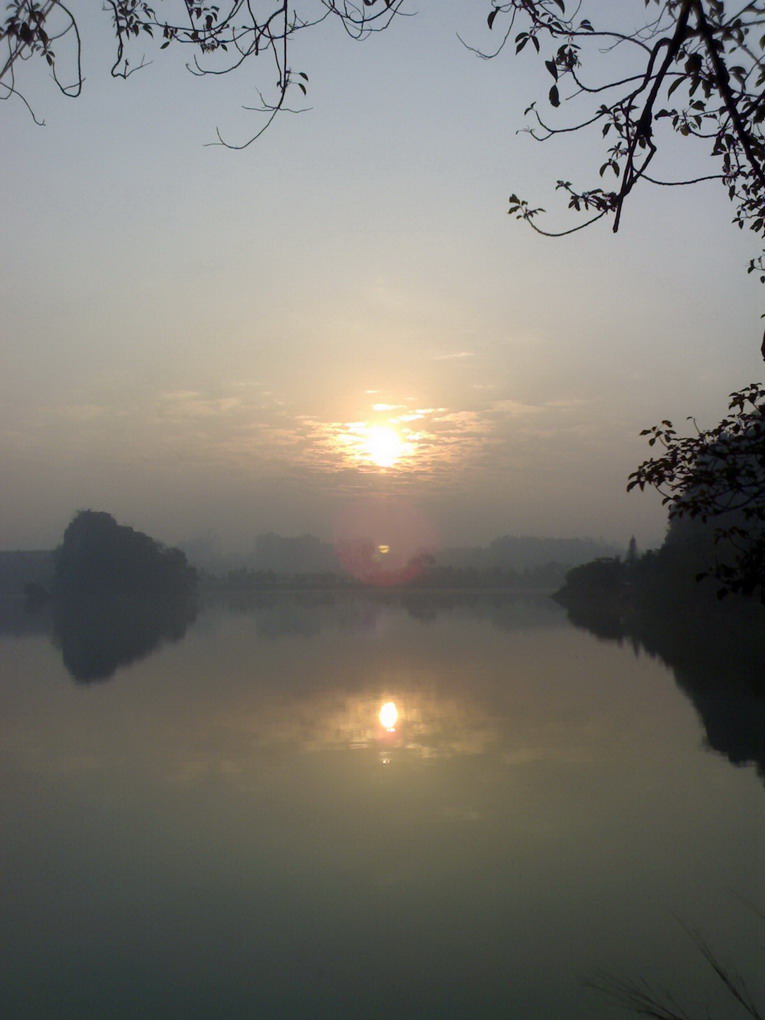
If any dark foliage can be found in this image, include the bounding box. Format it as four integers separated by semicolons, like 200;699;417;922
3;1;763;261
54;509;197;599
628;383;765;599
556;555;628;595
487;1;765;279
0;0;401;146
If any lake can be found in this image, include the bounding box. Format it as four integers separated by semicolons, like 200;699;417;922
1;592;763;1019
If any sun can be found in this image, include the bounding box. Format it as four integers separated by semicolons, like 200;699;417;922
332;412;420;471
364;424;407;468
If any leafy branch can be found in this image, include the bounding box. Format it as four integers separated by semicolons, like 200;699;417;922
0;0;403;145
476;2;764;285
628;382;765;598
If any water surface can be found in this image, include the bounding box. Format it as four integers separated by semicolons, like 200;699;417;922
1;593;762;1018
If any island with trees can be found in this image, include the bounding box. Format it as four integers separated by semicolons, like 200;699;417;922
53;509;197;600
14;510;199;682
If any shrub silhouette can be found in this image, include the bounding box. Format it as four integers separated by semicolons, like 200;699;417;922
54;510;196;599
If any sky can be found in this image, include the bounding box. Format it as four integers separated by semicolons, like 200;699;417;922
2;0;762;558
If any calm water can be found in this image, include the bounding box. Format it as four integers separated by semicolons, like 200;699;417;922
1;593;763;1019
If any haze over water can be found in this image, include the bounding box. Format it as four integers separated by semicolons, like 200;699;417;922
1;593;762;1019
3;3;764;1016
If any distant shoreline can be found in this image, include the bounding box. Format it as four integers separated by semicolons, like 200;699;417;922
201;584;559;597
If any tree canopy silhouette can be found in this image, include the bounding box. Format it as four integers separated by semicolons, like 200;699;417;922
54;509;197;599
629;383;765;599
2;0;762;257
492;2;764;271
1;0;401;144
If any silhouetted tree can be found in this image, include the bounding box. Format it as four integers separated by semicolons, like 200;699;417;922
556;556;628;597
4;1;763;262
0;0;401;145
626;536;639;565
629;383;765;599
491;2;764;280
54;510;197;599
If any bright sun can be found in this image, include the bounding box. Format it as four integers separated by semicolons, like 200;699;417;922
365;424;406;468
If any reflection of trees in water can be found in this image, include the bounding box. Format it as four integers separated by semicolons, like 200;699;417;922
53;595;197;682
0;598;52;638
8;588;562;680
562;595;765;783
207;589;567;639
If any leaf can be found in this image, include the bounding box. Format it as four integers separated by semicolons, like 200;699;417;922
545;59;558;80
549;85;560;108
487;8;498;30
685;52;702;75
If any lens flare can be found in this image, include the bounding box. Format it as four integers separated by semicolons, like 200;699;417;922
333;498;440;586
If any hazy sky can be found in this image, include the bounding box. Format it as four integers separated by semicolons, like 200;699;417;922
2;1;761;556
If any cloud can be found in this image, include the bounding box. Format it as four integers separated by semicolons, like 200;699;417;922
1;379;631;524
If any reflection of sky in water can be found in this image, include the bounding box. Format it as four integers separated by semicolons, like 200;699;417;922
0;598;763;1020
212;591;568;641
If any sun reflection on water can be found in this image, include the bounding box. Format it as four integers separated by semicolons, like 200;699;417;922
379;701;398;731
